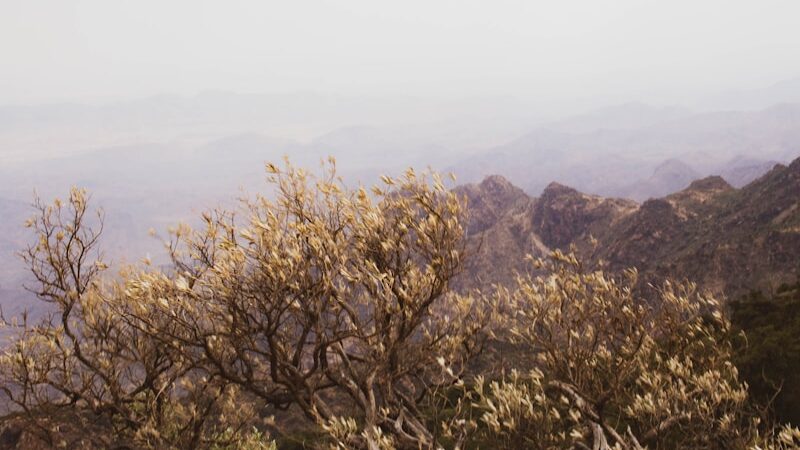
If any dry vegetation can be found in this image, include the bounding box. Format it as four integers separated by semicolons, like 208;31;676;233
0;160;797;449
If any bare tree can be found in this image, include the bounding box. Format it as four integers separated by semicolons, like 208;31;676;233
0;188;263;449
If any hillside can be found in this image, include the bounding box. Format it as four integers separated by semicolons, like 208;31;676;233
594;159;800;296
454;176;637;290
457;157;800;299
453;176;538;290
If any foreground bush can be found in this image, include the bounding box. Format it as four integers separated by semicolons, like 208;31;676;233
459;253;783;449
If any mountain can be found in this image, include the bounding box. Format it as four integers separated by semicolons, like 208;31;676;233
454;176;637;291
614;159;701;201
531;182;637;249
3;97;800;312
457;156;800;299
593;159;800;297
718;156;781;188
453;176;538;290
449;103;800;200
704;77;800;111
543;102;693;134
0;92;536;165
454;175;529;235
3;152;797;314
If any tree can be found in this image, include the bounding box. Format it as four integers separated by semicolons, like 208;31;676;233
0;161;490;449
0;188;263;449
141;160;490;449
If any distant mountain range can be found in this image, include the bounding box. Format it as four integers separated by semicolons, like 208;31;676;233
449;102;800;200
703;76;800;111
3;93;800;314
457;156;800;300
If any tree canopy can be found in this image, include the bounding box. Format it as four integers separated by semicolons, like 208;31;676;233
0;160;797;449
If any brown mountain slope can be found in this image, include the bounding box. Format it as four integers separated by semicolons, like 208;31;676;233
454;175;529;235
593;160;800;297
457;157;800;299
454;176;636;290
531;182;637;249
454;176;540;290
589;176;736;277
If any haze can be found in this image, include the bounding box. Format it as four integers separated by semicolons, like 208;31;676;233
3;1;800;317
4;0;800;106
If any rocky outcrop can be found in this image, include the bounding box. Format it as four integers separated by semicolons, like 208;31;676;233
454;175;528;235
531;182;636;249
457;155;800;299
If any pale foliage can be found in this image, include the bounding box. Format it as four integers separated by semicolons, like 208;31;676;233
0;163;795;450
145;159;489;449
751;424;800;450
1;160;489;449
463;251;760;449
0;188;268;448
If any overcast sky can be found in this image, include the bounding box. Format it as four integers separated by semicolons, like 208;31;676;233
3;0;800;106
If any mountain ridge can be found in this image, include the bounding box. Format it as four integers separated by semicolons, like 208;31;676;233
457;155;800;298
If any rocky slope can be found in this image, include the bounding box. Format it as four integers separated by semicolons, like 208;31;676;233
457;157;800;299
454;176;637;290
453;176;539;290
531;182;637;249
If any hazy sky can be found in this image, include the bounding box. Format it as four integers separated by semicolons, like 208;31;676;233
3;0;800;105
